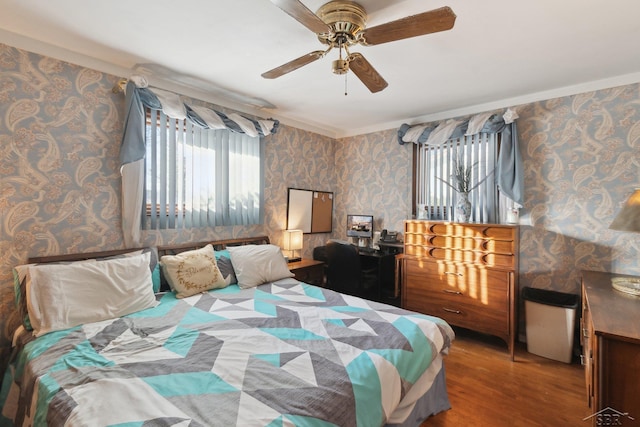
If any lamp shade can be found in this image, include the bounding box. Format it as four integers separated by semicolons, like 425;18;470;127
609;189;640;232
283;229;303;251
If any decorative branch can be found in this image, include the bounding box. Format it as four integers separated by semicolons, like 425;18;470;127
438;156;493;193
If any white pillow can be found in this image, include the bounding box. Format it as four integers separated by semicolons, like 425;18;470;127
160;244;227;298
228;244;294;289
26;252;158;337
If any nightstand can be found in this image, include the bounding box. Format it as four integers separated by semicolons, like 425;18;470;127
289;259;325;286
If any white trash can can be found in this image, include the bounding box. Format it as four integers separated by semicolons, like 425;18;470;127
522;287;579;363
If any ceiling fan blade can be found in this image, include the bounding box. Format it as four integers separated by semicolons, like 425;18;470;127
360;6;456;46
270;0;331;34
348;53;388;93
262;50;325;79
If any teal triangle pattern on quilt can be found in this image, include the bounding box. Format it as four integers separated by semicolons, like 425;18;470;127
2;280;453;427
143;371;237;397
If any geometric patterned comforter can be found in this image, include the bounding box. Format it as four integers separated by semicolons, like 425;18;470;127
0;278;454;427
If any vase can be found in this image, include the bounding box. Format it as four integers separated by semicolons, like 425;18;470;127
455;192;471;222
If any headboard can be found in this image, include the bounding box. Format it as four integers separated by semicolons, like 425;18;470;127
28;236;270;264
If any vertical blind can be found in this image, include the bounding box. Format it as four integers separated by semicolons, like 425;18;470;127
143;108;262;229
416;133;498;223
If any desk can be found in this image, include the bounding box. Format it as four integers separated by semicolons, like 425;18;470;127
378;241;403;255
311;244;403;306
359;251;400;306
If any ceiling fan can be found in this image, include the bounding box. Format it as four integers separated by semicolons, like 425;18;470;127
262;0;456;93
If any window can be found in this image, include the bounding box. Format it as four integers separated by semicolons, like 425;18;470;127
414;132;500;223
143;108;262;229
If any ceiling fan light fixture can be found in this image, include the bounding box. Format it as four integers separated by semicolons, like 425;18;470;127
332;58;349;75
317;1;366;41
265;0;456;93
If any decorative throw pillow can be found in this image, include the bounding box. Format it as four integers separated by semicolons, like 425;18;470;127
12;248;162;332
98;247;161;293
215;249;237;285
160;244;228;298
26;252;158;337
227;244;294;289
13;257;98;331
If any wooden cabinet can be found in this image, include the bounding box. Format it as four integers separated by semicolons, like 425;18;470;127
289;259;325;287
581;271;640;426
400;220;519;359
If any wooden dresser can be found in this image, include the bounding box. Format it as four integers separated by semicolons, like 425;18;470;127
400;220;519;359
581;270;640;426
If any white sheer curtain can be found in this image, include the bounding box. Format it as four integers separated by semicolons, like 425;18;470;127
143;109;261;231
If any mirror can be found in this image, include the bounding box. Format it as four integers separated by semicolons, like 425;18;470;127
287;188;333;234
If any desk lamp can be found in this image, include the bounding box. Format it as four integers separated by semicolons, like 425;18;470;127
283;229;303;263
609;188;640;295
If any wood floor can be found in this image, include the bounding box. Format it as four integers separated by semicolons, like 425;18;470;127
422;327;591;427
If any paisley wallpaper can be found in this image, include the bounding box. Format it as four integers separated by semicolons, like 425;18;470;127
517;88;640;294
332;130;412;237
1;42;639;368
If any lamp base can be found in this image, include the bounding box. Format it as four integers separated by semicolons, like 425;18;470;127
287;257;302;263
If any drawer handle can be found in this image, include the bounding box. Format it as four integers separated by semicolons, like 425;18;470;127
442;307;462;314
445;271;463;277
443;289;463;295
583;328;589;338
580;355;586;366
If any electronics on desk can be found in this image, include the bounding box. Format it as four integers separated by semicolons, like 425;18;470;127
372;231;381;250
380;229;399;243
346;214;373;239
346;213;373;249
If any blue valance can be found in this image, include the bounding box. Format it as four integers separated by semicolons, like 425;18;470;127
397;109;524;206
120;81;279;165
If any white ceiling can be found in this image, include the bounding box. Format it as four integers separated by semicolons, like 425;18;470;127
2;0;640;138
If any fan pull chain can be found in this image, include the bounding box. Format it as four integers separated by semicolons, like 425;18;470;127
344;73;348;96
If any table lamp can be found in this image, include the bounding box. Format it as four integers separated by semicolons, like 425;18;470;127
609;188;640;295
609;188;640;232
283;229;303;263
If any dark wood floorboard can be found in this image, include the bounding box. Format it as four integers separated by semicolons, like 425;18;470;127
422;327;591;427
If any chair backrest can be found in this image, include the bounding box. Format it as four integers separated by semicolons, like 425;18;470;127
312;245;327;263
325;241;362;295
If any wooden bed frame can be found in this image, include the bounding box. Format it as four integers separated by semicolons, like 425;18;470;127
28;236;270;264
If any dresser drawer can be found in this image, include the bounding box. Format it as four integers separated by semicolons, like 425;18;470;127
403;259;510;337
404;260;510;312
404;295;509;337
405;234;515;255
405;221;516;241
404;245;516;268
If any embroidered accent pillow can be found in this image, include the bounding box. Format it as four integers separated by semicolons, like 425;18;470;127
160;244;227;298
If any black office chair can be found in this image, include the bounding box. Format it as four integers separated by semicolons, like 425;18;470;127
323;241;378;299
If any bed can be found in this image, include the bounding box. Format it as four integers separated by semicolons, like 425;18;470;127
0;236;454;427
